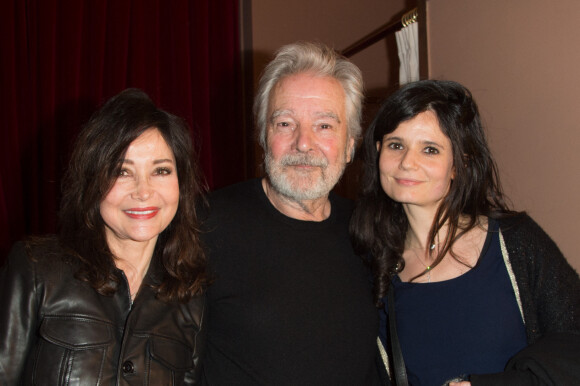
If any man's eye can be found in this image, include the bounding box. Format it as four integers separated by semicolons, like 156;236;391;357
320;124;331;129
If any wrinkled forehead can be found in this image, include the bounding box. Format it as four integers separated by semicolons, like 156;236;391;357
261;73;355;149
269;108;342;123
268;73;346;111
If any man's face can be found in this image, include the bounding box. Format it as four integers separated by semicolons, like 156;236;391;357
265;72;354;201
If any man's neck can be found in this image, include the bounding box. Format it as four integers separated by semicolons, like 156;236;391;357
261;178;331;222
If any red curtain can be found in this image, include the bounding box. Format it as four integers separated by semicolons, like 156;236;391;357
0;0;247;261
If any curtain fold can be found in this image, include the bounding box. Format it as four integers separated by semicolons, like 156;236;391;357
0;0;245;261
395;22;419;85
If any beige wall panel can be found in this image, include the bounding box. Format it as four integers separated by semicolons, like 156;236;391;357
428;0;580;271
251;0;408;90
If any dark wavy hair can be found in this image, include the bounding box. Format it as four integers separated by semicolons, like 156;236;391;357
350;80;514;306
58;88;208;302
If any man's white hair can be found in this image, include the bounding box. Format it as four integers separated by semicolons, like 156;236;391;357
254;41;364;151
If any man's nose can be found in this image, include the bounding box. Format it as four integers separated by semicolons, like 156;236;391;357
294;126;314;152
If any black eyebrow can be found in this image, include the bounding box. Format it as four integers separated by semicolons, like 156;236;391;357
120;158;175;165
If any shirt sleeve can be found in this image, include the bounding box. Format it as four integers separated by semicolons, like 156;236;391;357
0;242;40;384
470;331;580;386
515;214;580;334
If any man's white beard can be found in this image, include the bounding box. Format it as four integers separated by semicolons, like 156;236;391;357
265;150;347;202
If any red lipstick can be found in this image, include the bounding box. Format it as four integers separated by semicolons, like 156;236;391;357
123;207;159;220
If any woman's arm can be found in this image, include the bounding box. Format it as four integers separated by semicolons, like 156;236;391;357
465;215;580;385
469;331;580;386
0;242;40;384
506;214;580;335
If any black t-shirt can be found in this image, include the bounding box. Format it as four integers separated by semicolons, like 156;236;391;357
200;179;381;385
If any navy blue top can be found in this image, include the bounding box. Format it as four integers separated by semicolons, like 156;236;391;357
379;219;528;385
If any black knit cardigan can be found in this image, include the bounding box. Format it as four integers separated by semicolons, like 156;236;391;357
469;213;580;385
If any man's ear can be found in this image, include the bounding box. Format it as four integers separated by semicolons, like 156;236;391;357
346;136;356;163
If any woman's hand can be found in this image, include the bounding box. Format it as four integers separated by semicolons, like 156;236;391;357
449;382;471;386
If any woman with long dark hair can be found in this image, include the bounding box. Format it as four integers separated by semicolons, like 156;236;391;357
351;80;580;385
0;89;209;385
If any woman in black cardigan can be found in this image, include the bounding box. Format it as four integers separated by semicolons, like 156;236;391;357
350;80;580;385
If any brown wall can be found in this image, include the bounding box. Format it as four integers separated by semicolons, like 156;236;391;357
251;0;409;90
428;0;580;271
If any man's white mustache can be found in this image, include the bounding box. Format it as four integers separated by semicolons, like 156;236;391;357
280;153;328;168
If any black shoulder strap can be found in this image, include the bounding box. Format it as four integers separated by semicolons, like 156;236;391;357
388;287;409;386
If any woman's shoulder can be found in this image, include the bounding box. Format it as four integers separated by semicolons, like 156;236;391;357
6;236;76;273
497;212;560;251
496;213;576;278
497;212;547;240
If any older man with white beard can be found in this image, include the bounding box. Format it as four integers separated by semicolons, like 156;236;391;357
200;42;384;386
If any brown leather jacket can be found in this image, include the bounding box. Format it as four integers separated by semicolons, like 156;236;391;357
0;240;205;385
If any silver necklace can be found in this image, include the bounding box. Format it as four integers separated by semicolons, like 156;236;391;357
411;248;434;283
